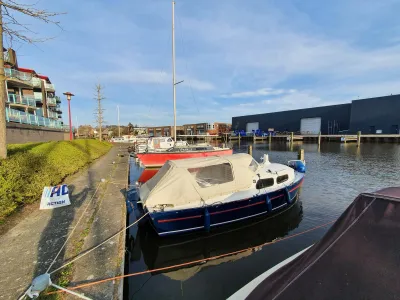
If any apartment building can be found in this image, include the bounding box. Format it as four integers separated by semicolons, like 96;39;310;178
182;122;232;135
207;122;232;135
3;48;63;129
183;123;208;135
147;126;184;137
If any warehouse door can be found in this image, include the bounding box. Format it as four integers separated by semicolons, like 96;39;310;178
300;118;321;134
246;122;259;133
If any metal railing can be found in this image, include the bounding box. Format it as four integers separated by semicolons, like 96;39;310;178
31;77;42;88
47;97;57;105
63;124;76;132
7;94;37;107
34;93;43;101
47;110;58;119
6;107;63;129
4;68;33;81
45;83;55;90
4;52;13;65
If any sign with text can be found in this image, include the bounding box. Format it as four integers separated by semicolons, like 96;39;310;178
40;184;71;210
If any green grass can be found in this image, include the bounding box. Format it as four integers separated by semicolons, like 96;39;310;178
0;140;112;220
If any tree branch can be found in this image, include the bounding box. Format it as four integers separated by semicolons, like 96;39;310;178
0;0;66;45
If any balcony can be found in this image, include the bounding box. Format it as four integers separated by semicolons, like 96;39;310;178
31;77;42;88
7;94;37;107
56;96;61;103
4;68;33;88
45;83;55;91
47;110;58;119
6;107;63;129
47;97;57;106
56;104;62;113
34;92;43;101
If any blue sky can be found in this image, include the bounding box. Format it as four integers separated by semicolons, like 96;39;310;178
11;0;400;127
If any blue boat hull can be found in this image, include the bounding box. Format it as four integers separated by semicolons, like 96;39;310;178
145;173;305;236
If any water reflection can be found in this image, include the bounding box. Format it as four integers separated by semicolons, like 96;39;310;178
128;201;302;281
127;141;400;300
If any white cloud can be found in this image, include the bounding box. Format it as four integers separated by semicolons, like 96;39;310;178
70;69;214;91
220;88;290;98
239;103;255;107
181;9;400;87
182;78;215;91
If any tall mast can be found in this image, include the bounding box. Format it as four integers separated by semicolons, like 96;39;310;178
172;0;177;140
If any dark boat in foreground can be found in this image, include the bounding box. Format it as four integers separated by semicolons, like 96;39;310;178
230;187;400;300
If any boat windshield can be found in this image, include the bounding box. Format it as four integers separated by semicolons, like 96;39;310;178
188;163;234;188
249;158;259;172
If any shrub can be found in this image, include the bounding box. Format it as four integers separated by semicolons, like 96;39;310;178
0;140;112;220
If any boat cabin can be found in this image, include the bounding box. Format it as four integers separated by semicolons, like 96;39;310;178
140;154;296;210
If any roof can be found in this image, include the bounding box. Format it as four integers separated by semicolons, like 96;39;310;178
17;67;36;74
246;187;400;300
37;74;50;82
140;154;256;208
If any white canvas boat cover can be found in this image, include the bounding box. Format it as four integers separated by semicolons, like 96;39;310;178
140;154;257;208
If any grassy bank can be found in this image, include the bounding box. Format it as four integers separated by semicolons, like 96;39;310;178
0;140;112;220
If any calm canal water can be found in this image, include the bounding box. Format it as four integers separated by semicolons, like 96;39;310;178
125;141;400;300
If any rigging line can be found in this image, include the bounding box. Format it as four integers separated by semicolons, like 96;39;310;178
147;28;172;118
130;275;152;300
49;212;149;275
46;219;335;295
176;12;200;114
45;182;102;274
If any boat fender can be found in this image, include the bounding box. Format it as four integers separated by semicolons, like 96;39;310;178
285;187;292;204
204;208;211;232
266;195;272;212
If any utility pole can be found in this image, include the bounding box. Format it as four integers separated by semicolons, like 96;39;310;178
0;5;7;159
117;105;121;137
94;84;105;142
76;116;79;139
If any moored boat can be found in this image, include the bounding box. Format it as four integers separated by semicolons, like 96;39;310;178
138;153;305;236
136;146;233;167
229;187;400;300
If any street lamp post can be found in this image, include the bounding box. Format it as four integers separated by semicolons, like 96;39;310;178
63;92;75;141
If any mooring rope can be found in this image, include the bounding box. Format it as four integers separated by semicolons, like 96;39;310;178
49;212;149;275
45;182;102;274
46;219;335;295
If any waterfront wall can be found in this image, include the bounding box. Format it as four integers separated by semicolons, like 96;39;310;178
232;94;400;134
6;122;64;144
232;103;351;134
349;95;400;134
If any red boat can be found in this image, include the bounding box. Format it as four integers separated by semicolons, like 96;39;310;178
136;148;233;168
137;168;159;183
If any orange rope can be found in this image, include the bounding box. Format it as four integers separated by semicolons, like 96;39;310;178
47;219;335;295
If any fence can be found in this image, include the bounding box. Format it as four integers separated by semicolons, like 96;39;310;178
4;68;33;81
7;94;36;107
6;108;63;129
47;97;57;105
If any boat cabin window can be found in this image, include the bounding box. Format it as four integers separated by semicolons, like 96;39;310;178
277;174;289;184
188;163;234;188
249;159;258;172
256;178;274;189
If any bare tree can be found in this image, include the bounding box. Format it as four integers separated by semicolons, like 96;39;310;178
0;1;64;159
94;84;105;142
